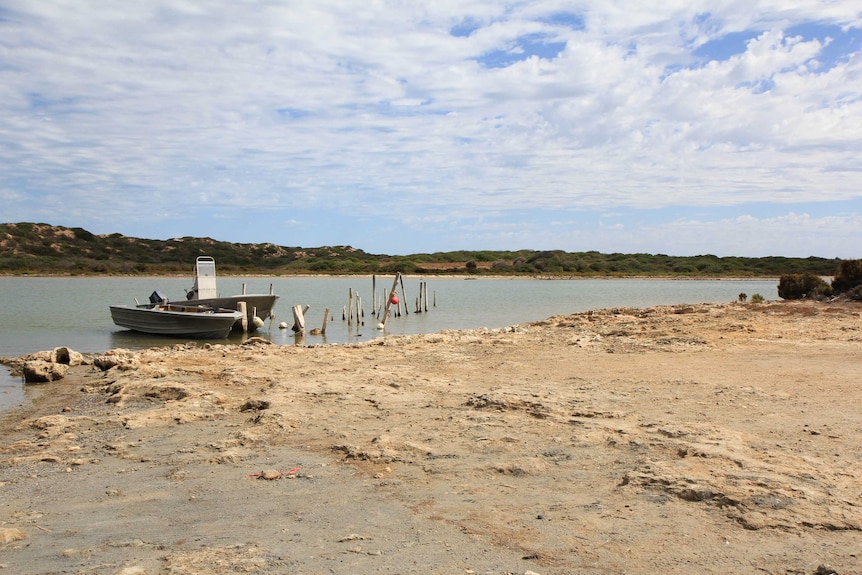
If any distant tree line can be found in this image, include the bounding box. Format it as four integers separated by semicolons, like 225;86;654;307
0;222;854;283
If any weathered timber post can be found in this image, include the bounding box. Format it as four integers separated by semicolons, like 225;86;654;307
292;304;309;333
399;275;409;315
321;307;330;334
237;301;249;332
378;272;401;328
372;275;377;317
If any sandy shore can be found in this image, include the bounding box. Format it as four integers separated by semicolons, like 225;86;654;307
1;300;860;575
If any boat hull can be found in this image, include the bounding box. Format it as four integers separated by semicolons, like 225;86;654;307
109;304;244;339
182;294;279;331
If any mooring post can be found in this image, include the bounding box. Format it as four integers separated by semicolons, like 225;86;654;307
399;274;409;315
379;272;402;327
372;274;377;317
237;301;249;332
291;304;307;333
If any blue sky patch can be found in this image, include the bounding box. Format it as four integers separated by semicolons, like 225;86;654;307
450;17;481;38
693;30;760;62
737;78;775;94
690;22;861;73
478;33;567;68
540;12;585;31
276;108;308;120
787;23;862;71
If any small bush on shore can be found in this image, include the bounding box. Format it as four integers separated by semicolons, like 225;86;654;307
750;293;765;303
778;273;833;300
831;259;862;294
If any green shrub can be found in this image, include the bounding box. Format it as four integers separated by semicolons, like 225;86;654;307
831;259;862;294
778;273;833;300
750;293;765;303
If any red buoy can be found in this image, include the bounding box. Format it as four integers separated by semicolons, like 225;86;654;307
390;294;400;305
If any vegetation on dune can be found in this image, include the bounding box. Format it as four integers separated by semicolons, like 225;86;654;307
0;223;856;287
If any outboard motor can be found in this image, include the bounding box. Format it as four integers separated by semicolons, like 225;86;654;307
149;290;169;304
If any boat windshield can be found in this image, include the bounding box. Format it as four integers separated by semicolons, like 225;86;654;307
196;258;216;278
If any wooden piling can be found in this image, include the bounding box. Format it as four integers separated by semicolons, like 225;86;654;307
379;272;401;327
321;307;330;334
238;301;249;332
372;275;377;317
399;275;409;315
291;304;306;333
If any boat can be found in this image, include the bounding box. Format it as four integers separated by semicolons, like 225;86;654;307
110;292;244;338
182;256;280;332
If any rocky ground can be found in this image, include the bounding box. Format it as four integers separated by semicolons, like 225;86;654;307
1;300;860;575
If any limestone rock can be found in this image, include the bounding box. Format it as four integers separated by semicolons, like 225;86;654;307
52;346;84;366
22;360;68;383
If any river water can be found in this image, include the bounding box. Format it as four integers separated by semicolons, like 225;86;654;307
0;275;779;410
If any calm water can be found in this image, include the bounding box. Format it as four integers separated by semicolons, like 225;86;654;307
0;275;779;410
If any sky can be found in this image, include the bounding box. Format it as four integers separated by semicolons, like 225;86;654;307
1;1;861;258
